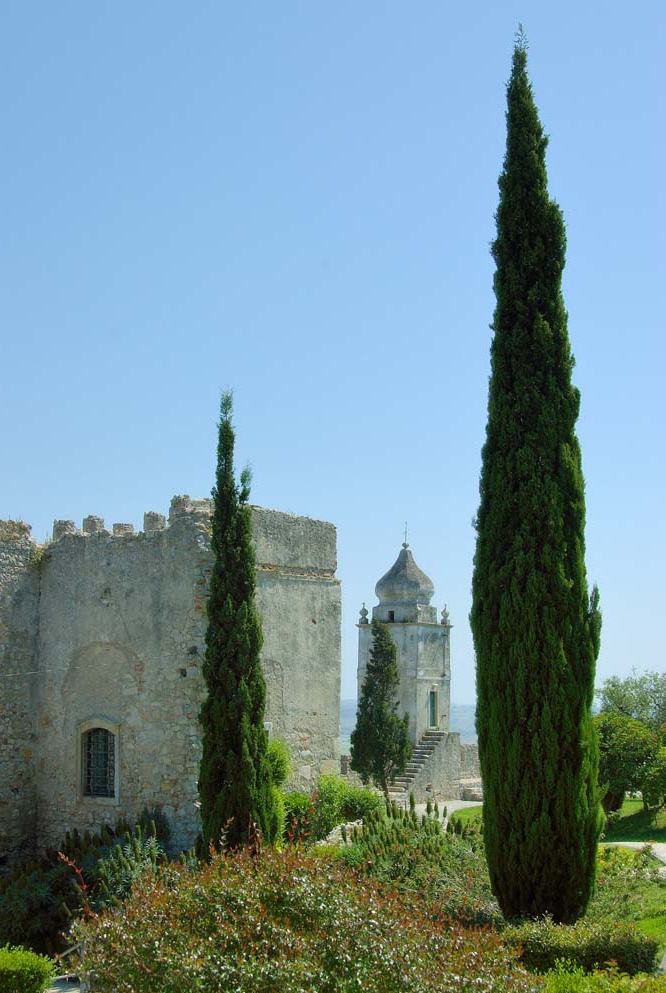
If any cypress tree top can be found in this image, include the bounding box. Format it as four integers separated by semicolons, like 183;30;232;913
471;33;602;923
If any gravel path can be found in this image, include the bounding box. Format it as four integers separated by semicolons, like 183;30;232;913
48;980;81;993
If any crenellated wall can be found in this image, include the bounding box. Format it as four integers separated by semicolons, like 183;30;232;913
0;498;340;859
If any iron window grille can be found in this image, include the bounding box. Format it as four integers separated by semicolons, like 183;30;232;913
82;727;115;798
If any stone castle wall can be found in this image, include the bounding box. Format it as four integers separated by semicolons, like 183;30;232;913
0;499;340;858
0;523;39;866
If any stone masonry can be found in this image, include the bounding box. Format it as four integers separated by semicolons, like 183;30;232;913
0;498;341;861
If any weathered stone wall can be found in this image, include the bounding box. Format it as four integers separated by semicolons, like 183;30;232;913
407;732;463;802
460;743;480;780
358;621;451;744
254;506;340;786
0;523;39;865
1;500;340;858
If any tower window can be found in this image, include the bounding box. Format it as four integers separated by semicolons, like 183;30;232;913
82;727;116;798
429;690;438;729
388;610;395;622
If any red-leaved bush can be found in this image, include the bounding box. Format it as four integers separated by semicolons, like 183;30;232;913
78;847;542;993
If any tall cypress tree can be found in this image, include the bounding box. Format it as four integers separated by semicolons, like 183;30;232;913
350;619;412;802
199;391;277;849
470;32;603;923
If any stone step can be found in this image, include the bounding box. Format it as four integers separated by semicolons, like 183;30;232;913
390;728;452;792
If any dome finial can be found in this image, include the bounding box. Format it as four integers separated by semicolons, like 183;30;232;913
403;521;408;549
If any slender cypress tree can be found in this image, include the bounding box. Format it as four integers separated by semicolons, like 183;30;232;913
350;619;412;802
198;392;277;849
470;32;603;923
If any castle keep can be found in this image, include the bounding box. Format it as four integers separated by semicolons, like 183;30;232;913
0;498;341;861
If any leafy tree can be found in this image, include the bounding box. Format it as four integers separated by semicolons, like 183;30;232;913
198;391;278;849
598;670;666;732
470;31;603;923
351;619;412;802
594;712;658;812
641;747;666;810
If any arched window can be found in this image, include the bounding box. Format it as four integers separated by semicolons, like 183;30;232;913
81;727;116;798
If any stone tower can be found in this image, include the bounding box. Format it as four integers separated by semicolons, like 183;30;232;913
357;542;452;745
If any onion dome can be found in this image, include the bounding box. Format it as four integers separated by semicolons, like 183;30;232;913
375;543;435;605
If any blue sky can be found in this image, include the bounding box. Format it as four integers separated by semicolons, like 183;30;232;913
2;2;664;702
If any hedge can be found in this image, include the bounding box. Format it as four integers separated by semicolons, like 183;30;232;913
506;918;658;975
0;945;55;993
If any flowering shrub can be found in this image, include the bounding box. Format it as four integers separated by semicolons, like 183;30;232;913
78;847;541;993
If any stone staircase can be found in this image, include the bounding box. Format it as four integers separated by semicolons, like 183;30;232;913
388;729;449;800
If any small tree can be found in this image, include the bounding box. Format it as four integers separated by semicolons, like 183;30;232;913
350;619;411;802
598;670;666;732
594;712;658;812
198;391;278;849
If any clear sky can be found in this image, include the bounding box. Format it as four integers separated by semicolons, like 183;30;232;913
2;2;664;702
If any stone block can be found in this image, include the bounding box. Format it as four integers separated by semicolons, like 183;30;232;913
53;520;77;541
143;511;166;532
82;515;105;534
113;523;135;537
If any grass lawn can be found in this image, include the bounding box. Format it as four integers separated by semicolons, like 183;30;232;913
449;805;482;826
635;913;666;951
602;798;666;843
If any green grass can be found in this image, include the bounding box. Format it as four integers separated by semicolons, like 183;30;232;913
588;846;666;957
603;799;666;843
635;914;666;950
448;805;482;826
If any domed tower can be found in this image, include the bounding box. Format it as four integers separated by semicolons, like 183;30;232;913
357;542;452;744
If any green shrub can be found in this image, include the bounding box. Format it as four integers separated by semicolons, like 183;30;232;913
340;804;500;926
271;786;286;843
339;782;383;821
0;810;170;953
0;858;79;954
283;790;312;841
95;824;165;909
77;847;540;993
0;945;55;993
267;739;291;788
310;774;346;839
506;917;658;975
641;748;666;809
587;846;663;926
544;962;666;992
